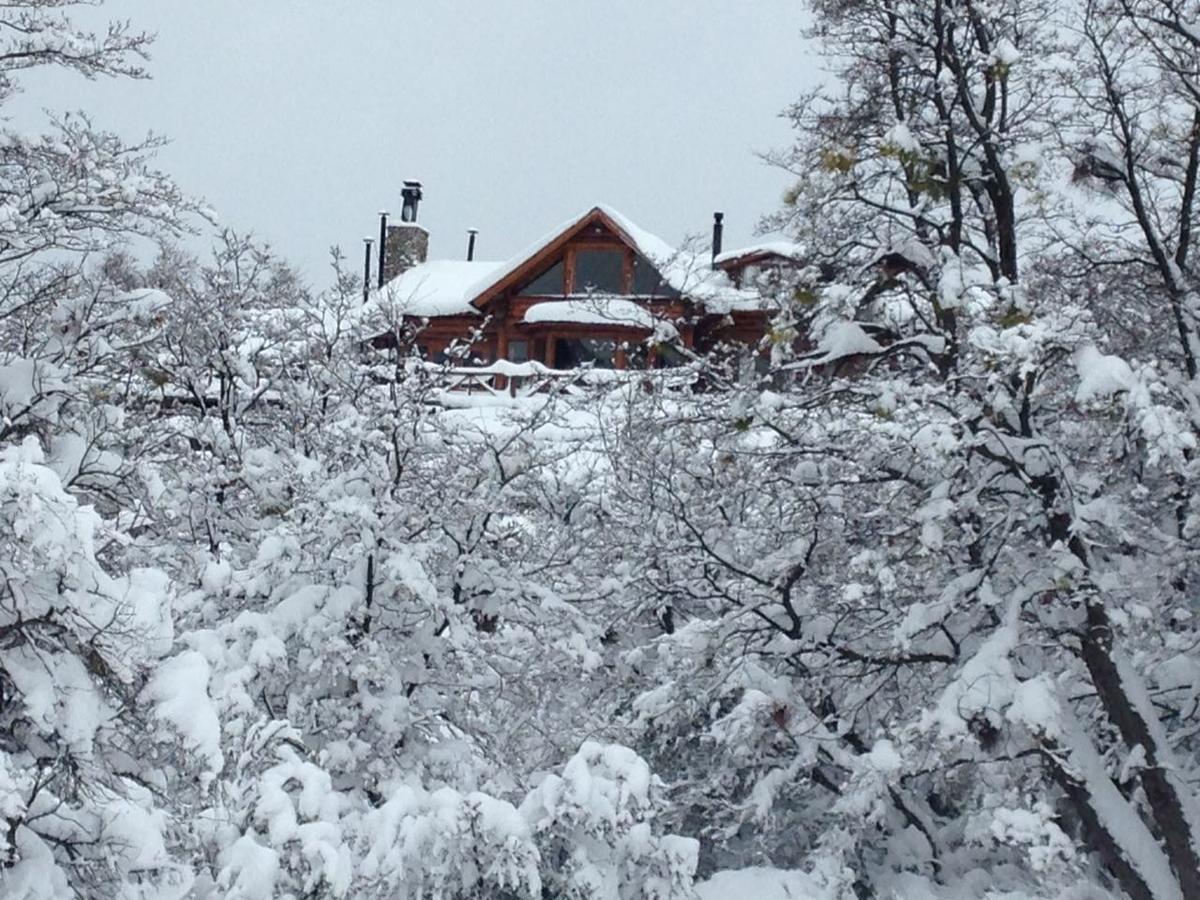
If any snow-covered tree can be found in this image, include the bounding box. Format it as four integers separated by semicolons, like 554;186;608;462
0;2;206;896
598;1;1200;897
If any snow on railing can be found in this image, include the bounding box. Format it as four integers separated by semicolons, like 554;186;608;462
405;359;691;402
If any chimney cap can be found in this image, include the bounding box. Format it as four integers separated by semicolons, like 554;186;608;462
400;181;424;224
714;211;725;222
363;236;374;243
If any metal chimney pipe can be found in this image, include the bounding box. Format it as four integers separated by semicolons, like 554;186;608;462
467;228;478;262
377;211;388;289
362;237;374;304
711;212;724;266
401;181;423;223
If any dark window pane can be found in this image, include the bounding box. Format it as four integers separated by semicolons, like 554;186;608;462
573;250;624;294
523;260;565;295
626;340;684;369
554;337;615;369
631;255;679;297
651;343;687;369
508;340;528;362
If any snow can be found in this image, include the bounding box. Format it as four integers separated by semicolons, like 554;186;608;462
365;258;502;318
463;203;763;313
113;287;172;316
1;830;74;899
990;37;1021;67
0;357;40;411
883;122;921;153
1074;345;1135;402
926;595;1022;738
937;249;993;310
12;16;1200;895
1006;676;1061;739
4;645;109;756
362;204;768;325
100;793;170;872
142;650;225;778
866;738;903;773
811;321;882;361
1059;709;1184;900
713;240;807;266
217;831;281;899
696;867;838;900
522;741;654;829
523;297;657;329
990;805;1073;872
361;783;541;899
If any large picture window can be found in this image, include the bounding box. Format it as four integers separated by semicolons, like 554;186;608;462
572;249;623;294
554;337;615;369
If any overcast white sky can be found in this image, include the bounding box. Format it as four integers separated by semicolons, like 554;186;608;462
11;2;816;279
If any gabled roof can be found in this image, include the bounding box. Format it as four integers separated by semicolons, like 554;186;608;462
466;205;656;308
363;204;769;321
465;204;757;311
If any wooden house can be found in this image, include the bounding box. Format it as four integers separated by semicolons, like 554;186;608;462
363;184;787;371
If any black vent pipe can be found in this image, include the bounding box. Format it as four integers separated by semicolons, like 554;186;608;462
377;211;388;288
711;211;724;265
362;237;373;303
467;228;478;261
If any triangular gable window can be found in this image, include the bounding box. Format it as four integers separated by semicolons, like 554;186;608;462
631;254;679;298
521;259;565;295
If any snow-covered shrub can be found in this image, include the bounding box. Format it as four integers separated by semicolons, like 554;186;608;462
361;784;541;899
521;742;699;900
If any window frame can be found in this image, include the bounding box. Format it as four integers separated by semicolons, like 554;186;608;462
514;241;674;298
508;339;529;363
567;245;628;296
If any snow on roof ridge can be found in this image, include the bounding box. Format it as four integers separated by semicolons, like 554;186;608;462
592;203;681;266
463;203;703;305
463;205;611;304
460;202;761;312
714;240;807;266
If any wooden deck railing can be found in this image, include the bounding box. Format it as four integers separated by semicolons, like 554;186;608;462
407;359;693;401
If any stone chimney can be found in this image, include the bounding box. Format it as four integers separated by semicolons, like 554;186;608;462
381;180;429;283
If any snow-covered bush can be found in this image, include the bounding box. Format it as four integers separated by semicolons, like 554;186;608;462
521;742;699;900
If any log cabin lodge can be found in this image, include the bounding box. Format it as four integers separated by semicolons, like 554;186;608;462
361;182;804;372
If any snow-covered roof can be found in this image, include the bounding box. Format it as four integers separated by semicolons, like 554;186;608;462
363;204;770;321
366;259;502;318
599;205;761;310
465;203;762;312
523;297;655;329
462;204;634;305
713;240;807;267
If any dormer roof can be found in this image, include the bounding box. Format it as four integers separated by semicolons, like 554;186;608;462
713;241;807;269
